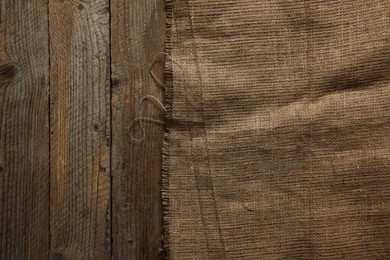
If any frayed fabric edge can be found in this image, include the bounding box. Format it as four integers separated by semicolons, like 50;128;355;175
162;0;173;259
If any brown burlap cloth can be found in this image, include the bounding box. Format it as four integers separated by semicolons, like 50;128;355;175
162;1;390;259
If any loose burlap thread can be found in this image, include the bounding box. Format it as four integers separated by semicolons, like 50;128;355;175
163;1;390;259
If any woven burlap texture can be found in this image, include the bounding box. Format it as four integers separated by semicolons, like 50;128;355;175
163;1;390;259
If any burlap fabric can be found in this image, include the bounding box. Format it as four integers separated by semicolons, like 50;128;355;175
163;1;390;259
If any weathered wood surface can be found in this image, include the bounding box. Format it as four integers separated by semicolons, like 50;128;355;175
49;0;111;259
0;1;50;259
111;0;165;259
0;0;165;259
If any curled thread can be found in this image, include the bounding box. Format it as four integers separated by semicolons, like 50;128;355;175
150;70;166;89
149;52;184;89
129;53;177;143
150;52;167;89
128;117;165;143
128;95;166;142
139;95;166;119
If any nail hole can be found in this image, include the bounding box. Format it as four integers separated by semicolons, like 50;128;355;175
0;165;4;173
92;123;102;133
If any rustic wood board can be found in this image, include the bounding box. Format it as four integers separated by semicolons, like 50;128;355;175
111;0;165;259
49;0;111;258
0;1;50;259
0;0;165;258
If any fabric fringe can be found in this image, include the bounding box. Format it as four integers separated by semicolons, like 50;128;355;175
162;0;173;258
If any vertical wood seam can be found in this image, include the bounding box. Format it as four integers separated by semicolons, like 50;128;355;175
109;0;113;258
47;0;52;257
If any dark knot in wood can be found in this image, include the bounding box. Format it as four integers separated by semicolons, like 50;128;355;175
0;63;17;80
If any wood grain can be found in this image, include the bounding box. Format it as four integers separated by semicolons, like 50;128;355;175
111;0;165;258
49;0;111;258
0;0;50;259
0;1;165;258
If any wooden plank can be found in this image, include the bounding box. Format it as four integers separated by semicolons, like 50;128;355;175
111;0;165;258
0;1;50;259
49;0;111;259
